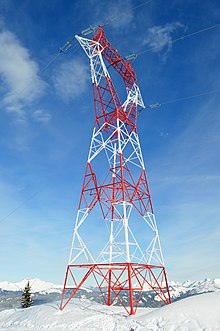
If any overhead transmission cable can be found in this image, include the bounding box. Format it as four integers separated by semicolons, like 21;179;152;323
2;7;220;219
138;22;220;56
38;53;60;75
0;41;80;114
139;88;220;114
0;191;39;225
1;3;157;222
102;0;156;27
2;4;220;113
161;88;220;106
136;22;220;113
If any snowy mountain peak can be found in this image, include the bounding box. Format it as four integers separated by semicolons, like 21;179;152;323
0;278;63;293
168;277;220;300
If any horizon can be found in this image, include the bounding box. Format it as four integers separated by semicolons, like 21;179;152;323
1;275;220;288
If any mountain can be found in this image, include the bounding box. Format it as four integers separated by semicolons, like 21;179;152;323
0;277;219;311
1;277;220;295
0;278;63;294
0;292;219;330
167;278;220;300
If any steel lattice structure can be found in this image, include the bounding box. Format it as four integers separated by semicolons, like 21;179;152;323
60;26;171;315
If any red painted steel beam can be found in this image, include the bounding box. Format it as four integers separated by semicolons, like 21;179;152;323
93;26;137;90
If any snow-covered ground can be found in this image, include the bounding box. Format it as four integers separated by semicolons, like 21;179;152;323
0;292;219;330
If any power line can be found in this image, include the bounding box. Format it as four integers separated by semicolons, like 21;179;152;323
171;22;220;45
161;88;220;106
4;5;219;112
138;88;220;115
103;0;156;27
137;87;220;115
0;42;81;114
0;191;39;225
1;5;161;222
138;22;220;56
38;53;61;75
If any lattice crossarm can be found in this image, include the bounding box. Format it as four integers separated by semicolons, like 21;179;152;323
75;35;103;58
76;35;110;86
124;83;145;109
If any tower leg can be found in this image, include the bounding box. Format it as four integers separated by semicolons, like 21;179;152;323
107;268;112;306
60;265;95;311
127;263;134;315
164;269;172;304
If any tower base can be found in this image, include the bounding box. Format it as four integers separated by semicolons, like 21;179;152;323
60;263;171;315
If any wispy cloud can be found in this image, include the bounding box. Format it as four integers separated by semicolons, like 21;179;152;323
89;0;133;29
143;22;185;57
52;58;89;101
104;0;133;29
32;109;51;124
0;27;45;120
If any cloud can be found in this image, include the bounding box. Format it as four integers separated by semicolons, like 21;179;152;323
104;0;133;29
32;109;51;124
0;28;45;120
143;22;185;55
53;58;89;101
89;0;133;29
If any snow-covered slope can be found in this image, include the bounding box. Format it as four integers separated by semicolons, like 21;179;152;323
0;278;62;294
137;292;220;330
0;292;219;330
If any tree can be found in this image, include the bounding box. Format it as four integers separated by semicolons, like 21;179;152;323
21;281;33;308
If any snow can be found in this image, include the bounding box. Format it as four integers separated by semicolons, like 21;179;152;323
0;292;219;330
214;278;220;287
0;279;62;294
1;277;220;297
137;292;220;330
167;278;220;300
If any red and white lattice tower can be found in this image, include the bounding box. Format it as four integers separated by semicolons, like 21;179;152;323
60;27;171;315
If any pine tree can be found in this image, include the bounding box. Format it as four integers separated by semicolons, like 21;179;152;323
21;281;33;308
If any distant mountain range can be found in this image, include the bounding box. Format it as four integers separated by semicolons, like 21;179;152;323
0;277;219;311
0;278;63;294
169;278;220;300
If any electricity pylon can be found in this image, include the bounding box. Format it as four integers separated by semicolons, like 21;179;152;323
60;26;171;315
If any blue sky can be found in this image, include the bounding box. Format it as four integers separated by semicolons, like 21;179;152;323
0;0;219;284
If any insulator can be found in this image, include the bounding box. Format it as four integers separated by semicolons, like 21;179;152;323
125;53;137;61
138;103;161;115
81;26;96;36
59;41;72;53
148;103;161;108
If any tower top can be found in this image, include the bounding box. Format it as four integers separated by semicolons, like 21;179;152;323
75;26;145;132
93;26;137;90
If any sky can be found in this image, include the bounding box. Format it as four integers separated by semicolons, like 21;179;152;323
0;0;220;285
